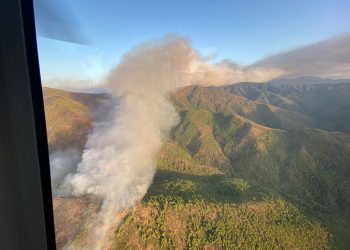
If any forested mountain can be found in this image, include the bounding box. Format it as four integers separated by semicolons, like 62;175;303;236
44;78;350;249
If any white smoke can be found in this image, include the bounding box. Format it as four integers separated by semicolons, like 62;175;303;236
62;34;284;249
49;148;81;196
191;59;286;85
63;35;192;249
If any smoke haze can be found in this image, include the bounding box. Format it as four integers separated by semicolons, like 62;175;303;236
254;33;350;79
49;148;81;196
42;33;350;92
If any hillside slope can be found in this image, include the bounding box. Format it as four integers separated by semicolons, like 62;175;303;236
43;81;350;249
43;87;107;151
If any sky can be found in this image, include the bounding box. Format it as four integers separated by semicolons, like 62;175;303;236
34;0;350;83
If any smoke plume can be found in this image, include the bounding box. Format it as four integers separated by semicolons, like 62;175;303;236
62;34;283;248
191;59;286;85
64;35;189;249
49;148;81;196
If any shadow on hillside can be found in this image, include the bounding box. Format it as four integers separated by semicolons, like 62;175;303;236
143;169;268;204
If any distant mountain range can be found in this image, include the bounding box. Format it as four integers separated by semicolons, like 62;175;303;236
268;76;350;85
44;76;350;249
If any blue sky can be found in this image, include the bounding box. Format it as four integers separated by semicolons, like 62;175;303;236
35;0;350;81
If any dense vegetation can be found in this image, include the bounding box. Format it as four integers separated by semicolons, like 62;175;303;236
113;196;331;249
44;78;350;249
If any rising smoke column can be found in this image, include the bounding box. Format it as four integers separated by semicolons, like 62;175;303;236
64;35;198;249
